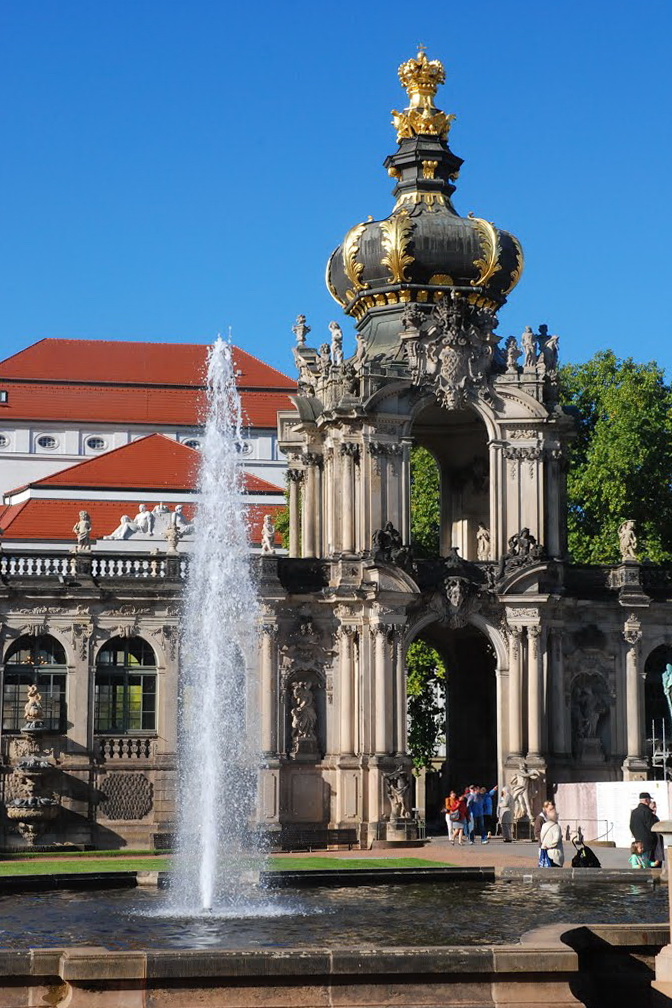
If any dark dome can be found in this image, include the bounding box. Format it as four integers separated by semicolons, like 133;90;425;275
326;51;523;333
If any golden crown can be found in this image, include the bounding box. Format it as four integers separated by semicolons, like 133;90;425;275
398;48;446;99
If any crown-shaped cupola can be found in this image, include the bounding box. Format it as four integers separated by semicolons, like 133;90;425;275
326;49;524;355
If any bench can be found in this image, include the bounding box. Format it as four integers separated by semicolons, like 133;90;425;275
278;827;359;852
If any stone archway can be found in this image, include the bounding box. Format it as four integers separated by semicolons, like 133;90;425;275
406;618;499;820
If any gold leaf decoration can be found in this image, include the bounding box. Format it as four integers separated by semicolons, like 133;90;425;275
502;236;525;296
342;223;368;302
325;252;346;307
380;210;414;284
469;215;501;288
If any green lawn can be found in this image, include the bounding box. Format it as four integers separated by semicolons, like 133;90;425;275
0;854;451;876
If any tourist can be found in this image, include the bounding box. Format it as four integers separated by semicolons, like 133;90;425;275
629;840;651;869
498;786;514;842
629;792;659;866
481;784;498;836
538;806;564;867
444;790;467;845
467;785;488;844
650;800;665;866
534;800;556;844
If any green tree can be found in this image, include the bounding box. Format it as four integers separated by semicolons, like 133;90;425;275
410;445;440;556
561;351;672;563
406;639;446;770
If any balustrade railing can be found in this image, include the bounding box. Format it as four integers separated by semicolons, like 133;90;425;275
0;554;77;578
0;552;187;580
95;736;157;760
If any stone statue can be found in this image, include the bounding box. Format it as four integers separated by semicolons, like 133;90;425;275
293;351;316;395
385;767;412;820
261;514;276;555
509;761;539;821
521;326;537;370
72;510;92;550
618;520;637;561
662;663;672;726
292;314;311;346
24;684;43;723
329;321;344;365
318;343;331;374
291;680;317;744
571;677;609;739
372;522;413;571
104;515;138;540
133;504;155;535
153;502;170;515
538;324;559;373
353;331;367;371
170;506;194;534
504;336;521;374
476;522;491;561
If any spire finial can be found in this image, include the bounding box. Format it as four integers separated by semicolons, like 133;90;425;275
392;49;455;142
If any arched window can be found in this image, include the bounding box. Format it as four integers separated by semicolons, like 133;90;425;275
95;637;157;733
3;634;67;732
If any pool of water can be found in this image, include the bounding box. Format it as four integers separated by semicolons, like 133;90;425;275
0;879;666;950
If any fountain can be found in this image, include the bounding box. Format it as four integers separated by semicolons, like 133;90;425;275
5;684;61;846
168;337;262;915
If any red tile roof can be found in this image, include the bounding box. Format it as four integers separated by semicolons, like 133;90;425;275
0;382;293;427
0;499;284;544
0;339;296;427
13;434;282;494
0;339;294;389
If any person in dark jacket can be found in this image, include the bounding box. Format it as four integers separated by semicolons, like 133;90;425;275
629;792;660;865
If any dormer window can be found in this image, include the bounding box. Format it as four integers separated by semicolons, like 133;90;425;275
36;435;58;450
0;391;7;404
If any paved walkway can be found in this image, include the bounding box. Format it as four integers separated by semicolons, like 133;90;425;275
276;834;634;871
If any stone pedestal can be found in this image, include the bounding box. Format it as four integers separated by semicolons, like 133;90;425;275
577;737;605;764
621;756;649;781
386;819;418;843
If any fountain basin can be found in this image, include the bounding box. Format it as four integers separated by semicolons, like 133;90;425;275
5;804;59;822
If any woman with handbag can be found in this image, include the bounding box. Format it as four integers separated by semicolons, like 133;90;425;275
444;790;467;845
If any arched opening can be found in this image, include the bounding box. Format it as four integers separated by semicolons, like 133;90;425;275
412;402;490;560
95;637;157;734
407;620;497;822
645;644;672;777
2;634;67;732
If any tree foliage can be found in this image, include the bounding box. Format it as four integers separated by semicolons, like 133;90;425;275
406;639;446;770
409;446;440;556
561;351;672;563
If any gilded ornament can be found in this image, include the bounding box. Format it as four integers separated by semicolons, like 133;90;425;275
387;166;401;180
502;236;525;296
380;210;414;284
469;215;502;288
394;190;446;211
422;160;438;179
325;252;346;307
428;274;453;285
341;223;368;302
391;49;456;141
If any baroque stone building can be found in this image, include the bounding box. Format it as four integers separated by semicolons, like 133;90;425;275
1;51;671;850
255;50;672;842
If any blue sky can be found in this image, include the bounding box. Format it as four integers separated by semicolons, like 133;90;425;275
1;1;670;379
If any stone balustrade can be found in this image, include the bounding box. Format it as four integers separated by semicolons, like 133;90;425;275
0;551;188;581
95;736;157;760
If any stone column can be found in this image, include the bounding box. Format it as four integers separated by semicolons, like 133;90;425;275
622;615;648;778
339;625;356;755
260;623;278;757
374;625;392;755
550;630;568;755
507;624;524;757
340;443;359;555
287;468;303;558
302;454;322;558
392;628;406;756
527;624;543;758
400;440;412;546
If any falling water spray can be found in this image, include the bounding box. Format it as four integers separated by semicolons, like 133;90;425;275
169;337;261;914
